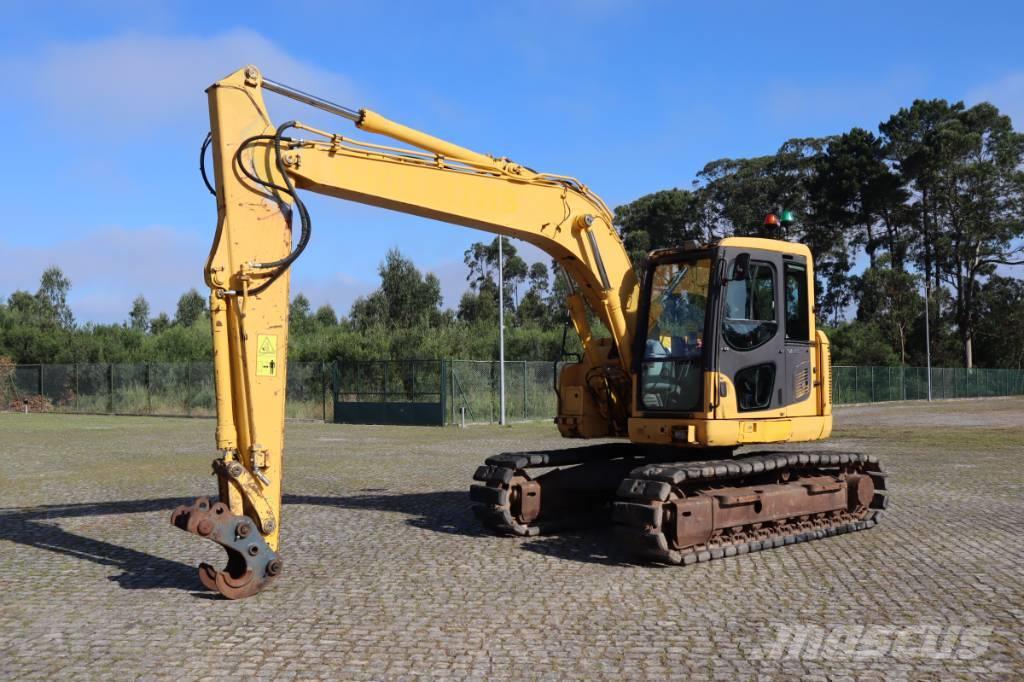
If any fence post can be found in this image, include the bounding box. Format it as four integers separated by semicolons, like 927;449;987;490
108;364;114;414
322;361;327;423
523;361;527;421
74;363;79;412
185;361;191;415
146;363;152;414
38;364;44;398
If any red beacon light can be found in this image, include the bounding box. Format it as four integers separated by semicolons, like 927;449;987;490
763;213;780;227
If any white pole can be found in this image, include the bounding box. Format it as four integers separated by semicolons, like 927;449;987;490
498;237;506;425
924;281;932;402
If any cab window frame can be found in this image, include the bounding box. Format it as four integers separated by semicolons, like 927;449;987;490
783;260;811;342
722;259;779;352
632;248;716;416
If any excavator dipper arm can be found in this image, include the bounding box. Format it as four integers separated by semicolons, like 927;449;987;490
171;65;639;598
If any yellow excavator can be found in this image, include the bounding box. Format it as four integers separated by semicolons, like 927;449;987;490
170;66;887;598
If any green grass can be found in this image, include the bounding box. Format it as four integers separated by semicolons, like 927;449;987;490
832;424;1024;450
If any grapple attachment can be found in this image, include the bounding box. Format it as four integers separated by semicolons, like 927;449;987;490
170;497;282;599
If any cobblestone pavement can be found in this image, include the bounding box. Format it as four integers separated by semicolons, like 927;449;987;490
1;398;1022;680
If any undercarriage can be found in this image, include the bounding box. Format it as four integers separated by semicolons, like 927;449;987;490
471;444;887;564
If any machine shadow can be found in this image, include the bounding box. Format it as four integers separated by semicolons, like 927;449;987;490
284;491;485;538
285;491;640;566
0;490;641;590
0;497;199;592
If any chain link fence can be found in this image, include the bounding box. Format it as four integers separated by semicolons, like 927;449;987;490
832;366;1024;404
446;360;560;425
3;361;1022;422
2;362;332;420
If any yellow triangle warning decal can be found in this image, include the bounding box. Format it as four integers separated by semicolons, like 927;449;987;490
258;335;277;354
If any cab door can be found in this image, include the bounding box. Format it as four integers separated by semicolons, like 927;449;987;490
717;248;786;414
781;254;814;408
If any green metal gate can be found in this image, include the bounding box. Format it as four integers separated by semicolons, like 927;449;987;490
333;360;446;426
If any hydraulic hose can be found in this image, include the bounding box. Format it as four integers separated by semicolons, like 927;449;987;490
229;122;312;295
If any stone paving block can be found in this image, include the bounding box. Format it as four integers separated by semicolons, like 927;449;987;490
1;399;1023;679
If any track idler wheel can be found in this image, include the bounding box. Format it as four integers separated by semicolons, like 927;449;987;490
170;497;282;599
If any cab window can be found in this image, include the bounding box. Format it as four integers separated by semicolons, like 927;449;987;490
723;261;777;350
639;258;710;412
784;262;809;340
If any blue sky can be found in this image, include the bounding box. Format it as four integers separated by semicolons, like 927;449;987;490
1;0;1022;323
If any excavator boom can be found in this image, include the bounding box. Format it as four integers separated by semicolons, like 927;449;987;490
171;65;640;597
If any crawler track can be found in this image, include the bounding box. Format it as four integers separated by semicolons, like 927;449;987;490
613;451;888;564
471;447;888;564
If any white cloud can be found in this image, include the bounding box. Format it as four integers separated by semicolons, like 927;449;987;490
966;72;1024;130
0;226;490;324
3;28;358;134
0;226;206;324
290;271;377;319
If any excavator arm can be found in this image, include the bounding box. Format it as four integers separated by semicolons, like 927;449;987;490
170;65;639;598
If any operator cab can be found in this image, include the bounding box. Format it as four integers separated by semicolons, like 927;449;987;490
634;234;816;418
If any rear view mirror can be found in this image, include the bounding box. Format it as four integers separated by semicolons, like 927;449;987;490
732;253;751;281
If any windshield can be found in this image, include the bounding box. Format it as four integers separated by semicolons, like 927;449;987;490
639;258;710;412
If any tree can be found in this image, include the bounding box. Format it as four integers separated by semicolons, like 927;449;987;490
696;138;827;241
290;294;313;334
879;99;961;294
974;276;1024;368
930;103;1024;367
7;290;52;327
463;241;495;290
37;266;74;330
527;262;549;292
517;262;554;326
314;304;338;327
174;289;207;327
350;248;443;331
150;313;171;335
129;295;150;332
810;128;910;270
826;321;901;366
502;248;528;310
290;294;311;322
613;189;703;267
457;284;498;324
463;237;528;309
856;260;921;365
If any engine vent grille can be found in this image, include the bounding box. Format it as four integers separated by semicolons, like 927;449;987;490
795;363;811;400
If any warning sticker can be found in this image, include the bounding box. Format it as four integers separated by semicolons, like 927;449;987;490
256;334;278;377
